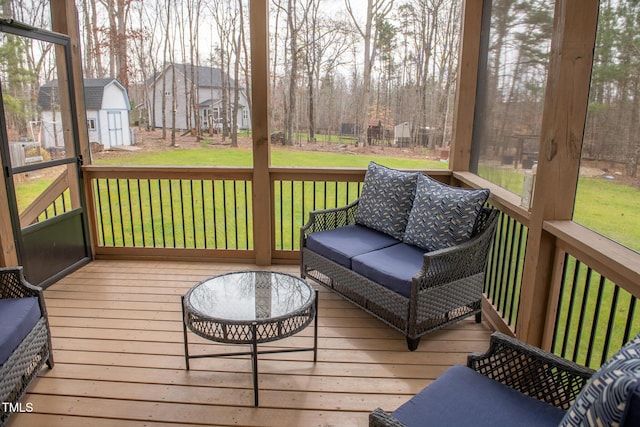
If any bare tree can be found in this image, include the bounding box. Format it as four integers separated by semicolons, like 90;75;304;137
345;0;393;145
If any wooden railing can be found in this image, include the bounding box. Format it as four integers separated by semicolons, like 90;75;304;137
83;166;255;261
82;165;640;367
543;221;640;368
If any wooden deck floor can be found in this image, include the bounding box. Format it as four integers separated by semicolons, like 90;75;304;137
7;260;493;427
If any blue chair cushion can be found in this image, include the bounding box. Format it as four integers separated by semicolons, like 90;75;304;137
559;332;640;427
351;243;424;298
404;174;490;251
306;224;400;268
355;162;419;240
392;364;566;427
0;297;42;366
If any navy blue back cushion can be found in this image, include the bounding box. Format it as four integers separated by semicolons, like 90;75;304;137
306;224;400;268
392;365;566;427
0;297;41;365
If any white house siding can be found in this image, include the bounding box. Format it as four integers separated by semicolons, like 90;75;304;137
149;65;251;131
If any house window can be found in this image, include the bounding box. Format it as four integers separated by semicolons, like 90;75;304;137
471;0;554;195
242;108;249;120
87;119;96;130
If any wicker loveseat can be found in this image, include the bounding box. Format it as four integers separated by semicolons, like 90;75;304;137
0;267;54;426
370;331;640;427
300;162;498;350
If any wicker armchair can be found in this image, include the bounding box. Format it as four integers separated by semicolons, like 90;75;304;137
301;201;498;350
0;267;54;426
370;332;595;427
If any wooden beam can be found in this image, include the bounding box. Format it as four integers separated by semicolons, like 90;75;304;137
449;0;484;173
249;0;272;265
19;172;69;227
0;172;17;267
50;0;91;166
516;0;600;347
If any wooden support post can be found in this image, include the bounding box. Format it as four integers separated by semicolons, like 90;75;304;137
250;0;272;265
450;0;485;174
516;0;599;348
0;174;17;267
50;0;91;167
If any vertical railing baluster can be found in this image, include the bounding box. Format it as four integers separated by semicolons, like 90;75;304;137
561;259;582;358
601;285;621;365
245;181;251;249
585;276;606;367
95;179;106;246
212;180;218;249
136;180;145;247
573;267;593;363
233;180;239;250
222;180;228;249
190;180;197;248
125;179;133;246
178;180;186;248
200;180;207;249
552;252;570;356
158;179;166;248
623;298;637;344
106;179;116;246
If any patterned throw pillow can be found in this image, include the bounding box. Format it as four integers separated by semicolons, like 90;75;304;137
559;333;640;427
355;162;419;240
403;174;489;251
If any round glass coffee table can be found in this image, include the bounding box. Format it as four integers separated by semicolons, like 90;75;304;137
181;271;318;406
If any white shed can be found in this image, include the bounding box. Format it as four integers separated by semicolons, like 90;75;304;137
38;78;132;150
394;122;411;146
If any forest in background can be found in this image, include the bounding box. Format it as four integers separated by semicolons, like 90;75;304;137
1;0;463;149
0;1;639;176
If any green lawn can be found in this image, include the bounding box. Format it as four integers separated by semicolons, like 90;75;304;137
94;146;445;170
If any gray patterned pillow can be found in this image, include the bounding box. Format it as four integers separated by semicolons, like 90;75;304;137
355;162;419;240
559;333;640;427
403;174;489;251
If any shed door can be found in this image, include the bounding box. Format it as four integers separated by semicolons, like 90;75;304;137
0;23;91;288
108;111;123;147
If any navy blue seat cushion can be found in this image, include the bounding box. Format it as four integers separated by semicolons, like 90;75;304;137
392;365;566;427
351;243;424;298
0;297;41;366
306;224;400;268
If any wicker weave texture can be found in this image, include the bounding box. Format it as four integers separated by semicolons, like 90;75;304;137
0;267;53;426
301;204;498;348
467;332;595;409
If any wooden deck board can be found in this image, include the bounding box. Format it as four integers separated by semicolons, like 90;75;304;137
7;260;493;427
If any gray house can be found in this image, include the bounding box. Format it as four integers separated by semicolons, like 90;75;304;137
38;78;132;149
147;63;251;131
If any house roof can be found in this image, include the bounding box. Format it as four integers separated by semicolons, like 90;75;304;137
38;78;126;110
150;64;240;89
